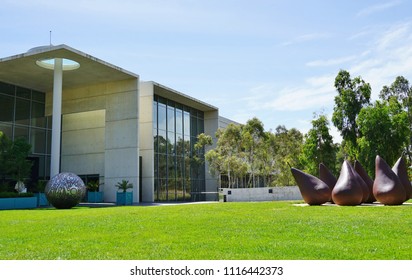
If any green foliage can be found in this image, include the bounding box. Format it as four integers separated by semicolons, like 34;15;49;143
272;126;303;186
86;181;100;192
0;192;34;198
332;70;371;159
115;180;133;193
192;133;213;176
205;118;303;187
379;76;412;165
357;99;409;176
0;202;411;259
35;180;47;193
0;132;33;182
299;113;338;176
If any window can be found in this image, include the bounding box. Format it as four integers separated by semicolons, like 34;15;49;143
0;81;50;180
153;94;205;202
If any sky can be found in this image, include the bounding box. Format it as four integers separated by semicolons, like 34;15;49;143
1;0;412;142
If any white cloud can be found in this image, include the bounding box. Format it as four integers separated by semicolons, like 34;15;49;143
348;21;412;97
357;0;402;17
251;75;335;111
281;33;330;46
306;55;357;67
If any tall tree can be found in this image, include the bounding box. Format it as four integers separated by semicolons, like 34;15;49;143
299;114;337;176
357;99;409;176
379;76;412;162
273;126;303;186
205;119;303;188
332;70;371;159
0;133;33;187
205;123;247;188
242;117;266;188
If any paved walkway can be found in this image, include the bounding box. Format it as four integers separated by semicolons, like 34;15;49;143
78;201;218;208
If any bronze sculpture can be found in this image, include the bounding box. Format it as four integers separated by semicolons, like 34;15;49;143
373;156;406;205
354;160;376;203
332;160;365;206
291;154;410;206
291;167;331;205
319;163;337;203
392;156;411;202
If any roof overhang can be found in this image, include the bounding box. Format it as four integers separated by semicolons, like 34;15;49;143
150;81;218;112
0;44;139;92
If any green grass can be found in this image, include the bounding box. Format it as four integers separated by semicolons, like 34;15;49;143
0;201;411;260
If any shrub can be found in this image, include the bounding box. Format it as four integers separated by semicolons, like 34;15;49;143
0;192;34;198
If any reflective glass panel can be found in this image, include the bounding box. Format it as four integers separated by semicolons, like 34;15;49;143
31;102;46;128
16;86;31;99
0;94;14;122
15;98;30;125
31;128;46;154
14;125;29;141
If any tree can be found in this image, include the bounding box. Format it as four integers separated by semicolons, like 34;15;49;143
272;126;303;186
332;70;371;159
242;118;266;188
357;99;409;176
193;133;213;174
0;131;10;181
205;123;247;188
205;118;304;188
379;76;412;162
0;132;33;187
299;114;337;176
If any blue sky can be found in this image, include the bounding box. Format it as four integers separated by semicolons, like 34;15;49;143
1;0;412;141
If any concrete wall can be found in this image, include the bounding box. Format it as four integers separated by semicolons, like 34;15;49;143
220;187;302;202
139;82;155;202
46;78;139;203
61;110;105;177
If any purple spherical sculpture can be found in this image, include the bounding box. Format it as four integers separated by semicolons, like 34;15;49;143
45;172;86;209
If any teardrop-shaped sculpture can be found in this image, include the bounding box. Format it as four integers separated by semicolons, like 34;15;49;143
319;163;337;189
319;163;337;203
354;160;375;203
373;155;406;205
332;160;365;206
392;156;411;202
291;167;331;205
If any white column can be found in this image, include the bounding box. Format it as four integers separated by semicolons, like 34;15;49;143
50;58;63;177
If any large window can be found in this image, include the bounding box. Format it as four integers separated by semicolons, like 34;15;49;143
153;94;205;202
0;81;51;180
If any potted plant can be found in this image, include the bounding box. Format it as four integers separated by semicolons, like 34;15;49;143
34;180;49;207
116;180;133;205
86;180;104;203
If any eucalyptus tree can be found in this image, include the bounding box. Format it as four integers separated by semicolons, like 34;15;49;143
379;76;412;162
205;123;246;188
272;126;303;186
332;70;371;159
299;114;337;176
242;117;266;188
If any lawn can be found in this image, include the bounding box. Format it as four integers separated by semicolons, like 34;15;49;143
0;201;411;260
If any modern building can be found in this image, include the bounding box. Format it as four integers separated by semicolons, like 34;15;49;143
0;44;232;203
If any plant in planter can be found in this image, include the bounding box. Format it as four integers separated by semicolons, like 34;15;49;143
33;180;49;207
3;137;33;194
115;180;133;205
86;180;104;203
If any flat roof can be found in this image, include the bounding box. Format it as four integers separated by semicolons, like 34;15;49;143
147;81;218;112
0;44;138;92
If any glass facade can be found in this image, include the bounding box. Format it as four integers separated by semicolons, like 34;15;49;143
153;94;206;202
0;81;51;181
